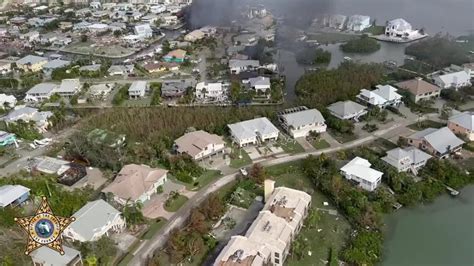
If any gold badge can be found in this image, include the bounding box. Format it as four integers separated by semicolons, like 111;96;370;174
15;196;75;255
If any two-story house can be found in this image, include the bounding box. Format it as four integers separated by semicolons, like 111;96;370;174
195;82;228;101
382;146;432;175
228;117;279;147
128;81;147;99
405;127;465;159
448;111;474;141
340;157;383;191
278;106;326;138
357;85;402;108
25;83;58;102
174;130;225;160
327;100;367;121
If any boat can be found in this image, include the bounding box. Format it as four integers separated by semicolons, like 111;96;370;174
343;56;352;61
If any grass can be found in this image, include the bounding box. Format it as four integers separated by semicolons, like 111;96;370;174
164;195;188;212
142;218;168;240
266;161;352;266
328;129;358;144
229;147;252;168
117;253;134;266
457;157;474;172
276;139;305;154
307;32;360;44
407;120;446;131
363;25;385;35
172;170;223;190
312;139;331;150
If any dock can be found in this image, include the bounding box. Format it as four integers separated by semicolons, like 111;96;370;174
392;202;403;210
445;185;459;196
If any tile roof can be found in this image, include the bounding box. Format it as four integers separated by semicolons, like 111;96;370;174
395;78;440;95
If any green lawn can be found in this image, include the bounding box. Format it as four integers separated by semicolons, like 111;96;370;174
117;253;134;266
307;32;360;44
164;195;188;212
328;129;358;144
229;147;252;168
312;139;331;150
407;120;446;131
266;161;352;266
172;170;223;190
142;218;168;240
276;139;305;154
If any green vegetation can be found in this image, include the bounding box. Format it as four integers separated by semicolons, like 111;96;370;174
122;202;145;226
398;89;438;114
363;25;385;35
112;84;130;106
1;120;42;141
142;218;168;239
76;236;117;265
296;62;384;108
340;35;381;53
405;34;470;68
51;67;79;81
276;139;305;154
164;192;188;212
150;82;162;106
307;32;359;44
312;138;330;149
167;155;204;184
229;147;252;168
296;48;331;65
19;72;42;89
407;120;446;131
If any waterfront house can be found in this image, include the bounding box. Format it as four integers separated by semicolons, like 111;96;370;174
0;131;16;147
405;127;465;159
340;157;383;191
385;18;415;38
0;185;30;207
382;147;432;175
433;70;471;90
102;164;168;205
3;106;52;132
395;77;441;103
163;49;187;63
448;111;474;141
25;83;58;102
327;100;367;121
195;82;228;101
346;15;371;32
0;93;16;108
16;55;48;72
30;246;82;266
229;59;260;74
242;76;271;94
278;106;327;138
64;199;125;242
228;117;279;147
357;85;402;108
174;130;226;160
128;81;148;99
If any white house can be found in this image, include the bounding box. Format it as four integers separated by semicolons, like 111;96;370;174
174;130;225;160
279;107;326;138
229;59;260;74
243;76;271;94
357;85;403;108
129;81;147;99
0;94;17;109
3;106;53;132
346;15;371;32
134;24;153;38
64;199;125;242
433;70;472;89
102;164;168;205
340;157;383;191
385;18;414;38
228;117;279;147
195;82;228;101
327;100;367;121
25;83;58;102
382;147;432;175
55;79;81;97
0;185;30;207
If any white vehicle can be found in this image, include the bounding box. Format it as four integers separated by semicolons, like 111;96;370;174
33;138;52;147
239;168;248;176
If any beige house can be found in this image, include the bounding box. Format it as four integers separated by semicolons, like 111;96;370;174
395;78;441;103
174;130;225;160
16;55;48;72
448;111;474;141
102;164;168;205
405;127;465;159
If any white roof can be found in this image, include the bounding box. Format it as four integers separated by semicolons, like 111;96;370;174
228;117;279;140
248;76;270;87
129;80;147;92
30;246;81;266
43;59;70;69
382;147;432;169
88;23;109;30
58;79;80;93
358;89;387;105
196;82;223;91
374;84;403;101
26;83;57;95
387;18;412;31
327;100;366;117
281;108;325;128
341;157;383;183
229;59;260;69
245;210;293;253
0;185;30;207
449;111;474;131
410;127;465;154
263;187;311;229
436;71;471;85
214;235;271;266
16;55;47;65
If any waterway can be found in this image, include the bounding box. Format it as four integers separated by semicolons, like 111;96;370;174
382;185;474;266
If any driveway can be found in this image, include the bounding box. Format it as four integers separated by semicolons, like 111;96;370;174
295;137;316;152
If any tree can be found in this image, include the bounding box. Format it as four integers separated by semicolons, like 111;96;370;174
122;202;145;227
340;35;381;53
229;81;241;103
249;163;267;184
199;193;225;221
187;208;208;234
81;35;88;42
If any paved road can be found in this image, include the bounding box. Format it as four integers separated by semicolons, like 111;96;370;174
128;116;429;265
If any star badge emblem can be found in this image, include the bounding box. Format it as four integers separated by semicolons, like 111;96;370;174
14;196;75;255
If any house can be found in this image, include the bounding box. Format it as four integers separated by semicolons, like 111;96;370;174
43;59;71;74
0;61;12;74
19;30;40;42
357;85;402;108
0;185;30;207
0;93;16;108
31;156;71;176
433;70;472;89
30;246;82;266
56;79;81;97
346;15;371;32
279;107;326;138
79;64;102;72
163;49;187;63
340;157;383;191
462;63;474;78
161;79;193;98
228;117;279;147
108;65;134;76
448;111;474;141
64;199;125;242
195;82;228;101
89;84;114;97
405;127;465;158
174;130;225;160
128;81;147;99
229;59;260;74
214;184;311;266
184;29;206;42
25;83;58;102
134;24;153;38
102;164;168;205
327;100;367;121
243;76;271;94
385;18;414;38
16;55;48;72
3;106;53;132
143;62;180;73
382;147;432;175
0;131;16;147
395;77;441;103
87;23;109;34
327;14;347;30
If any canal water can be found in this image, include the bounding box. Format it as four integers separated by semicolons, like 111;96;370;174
382;185;474;266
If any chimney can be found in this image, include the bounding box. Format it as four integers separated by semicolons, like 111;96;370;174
264;179;275;203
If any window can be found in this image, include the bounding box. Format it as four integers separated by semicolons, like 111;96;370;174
275;252;279;258
275;258;280;264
